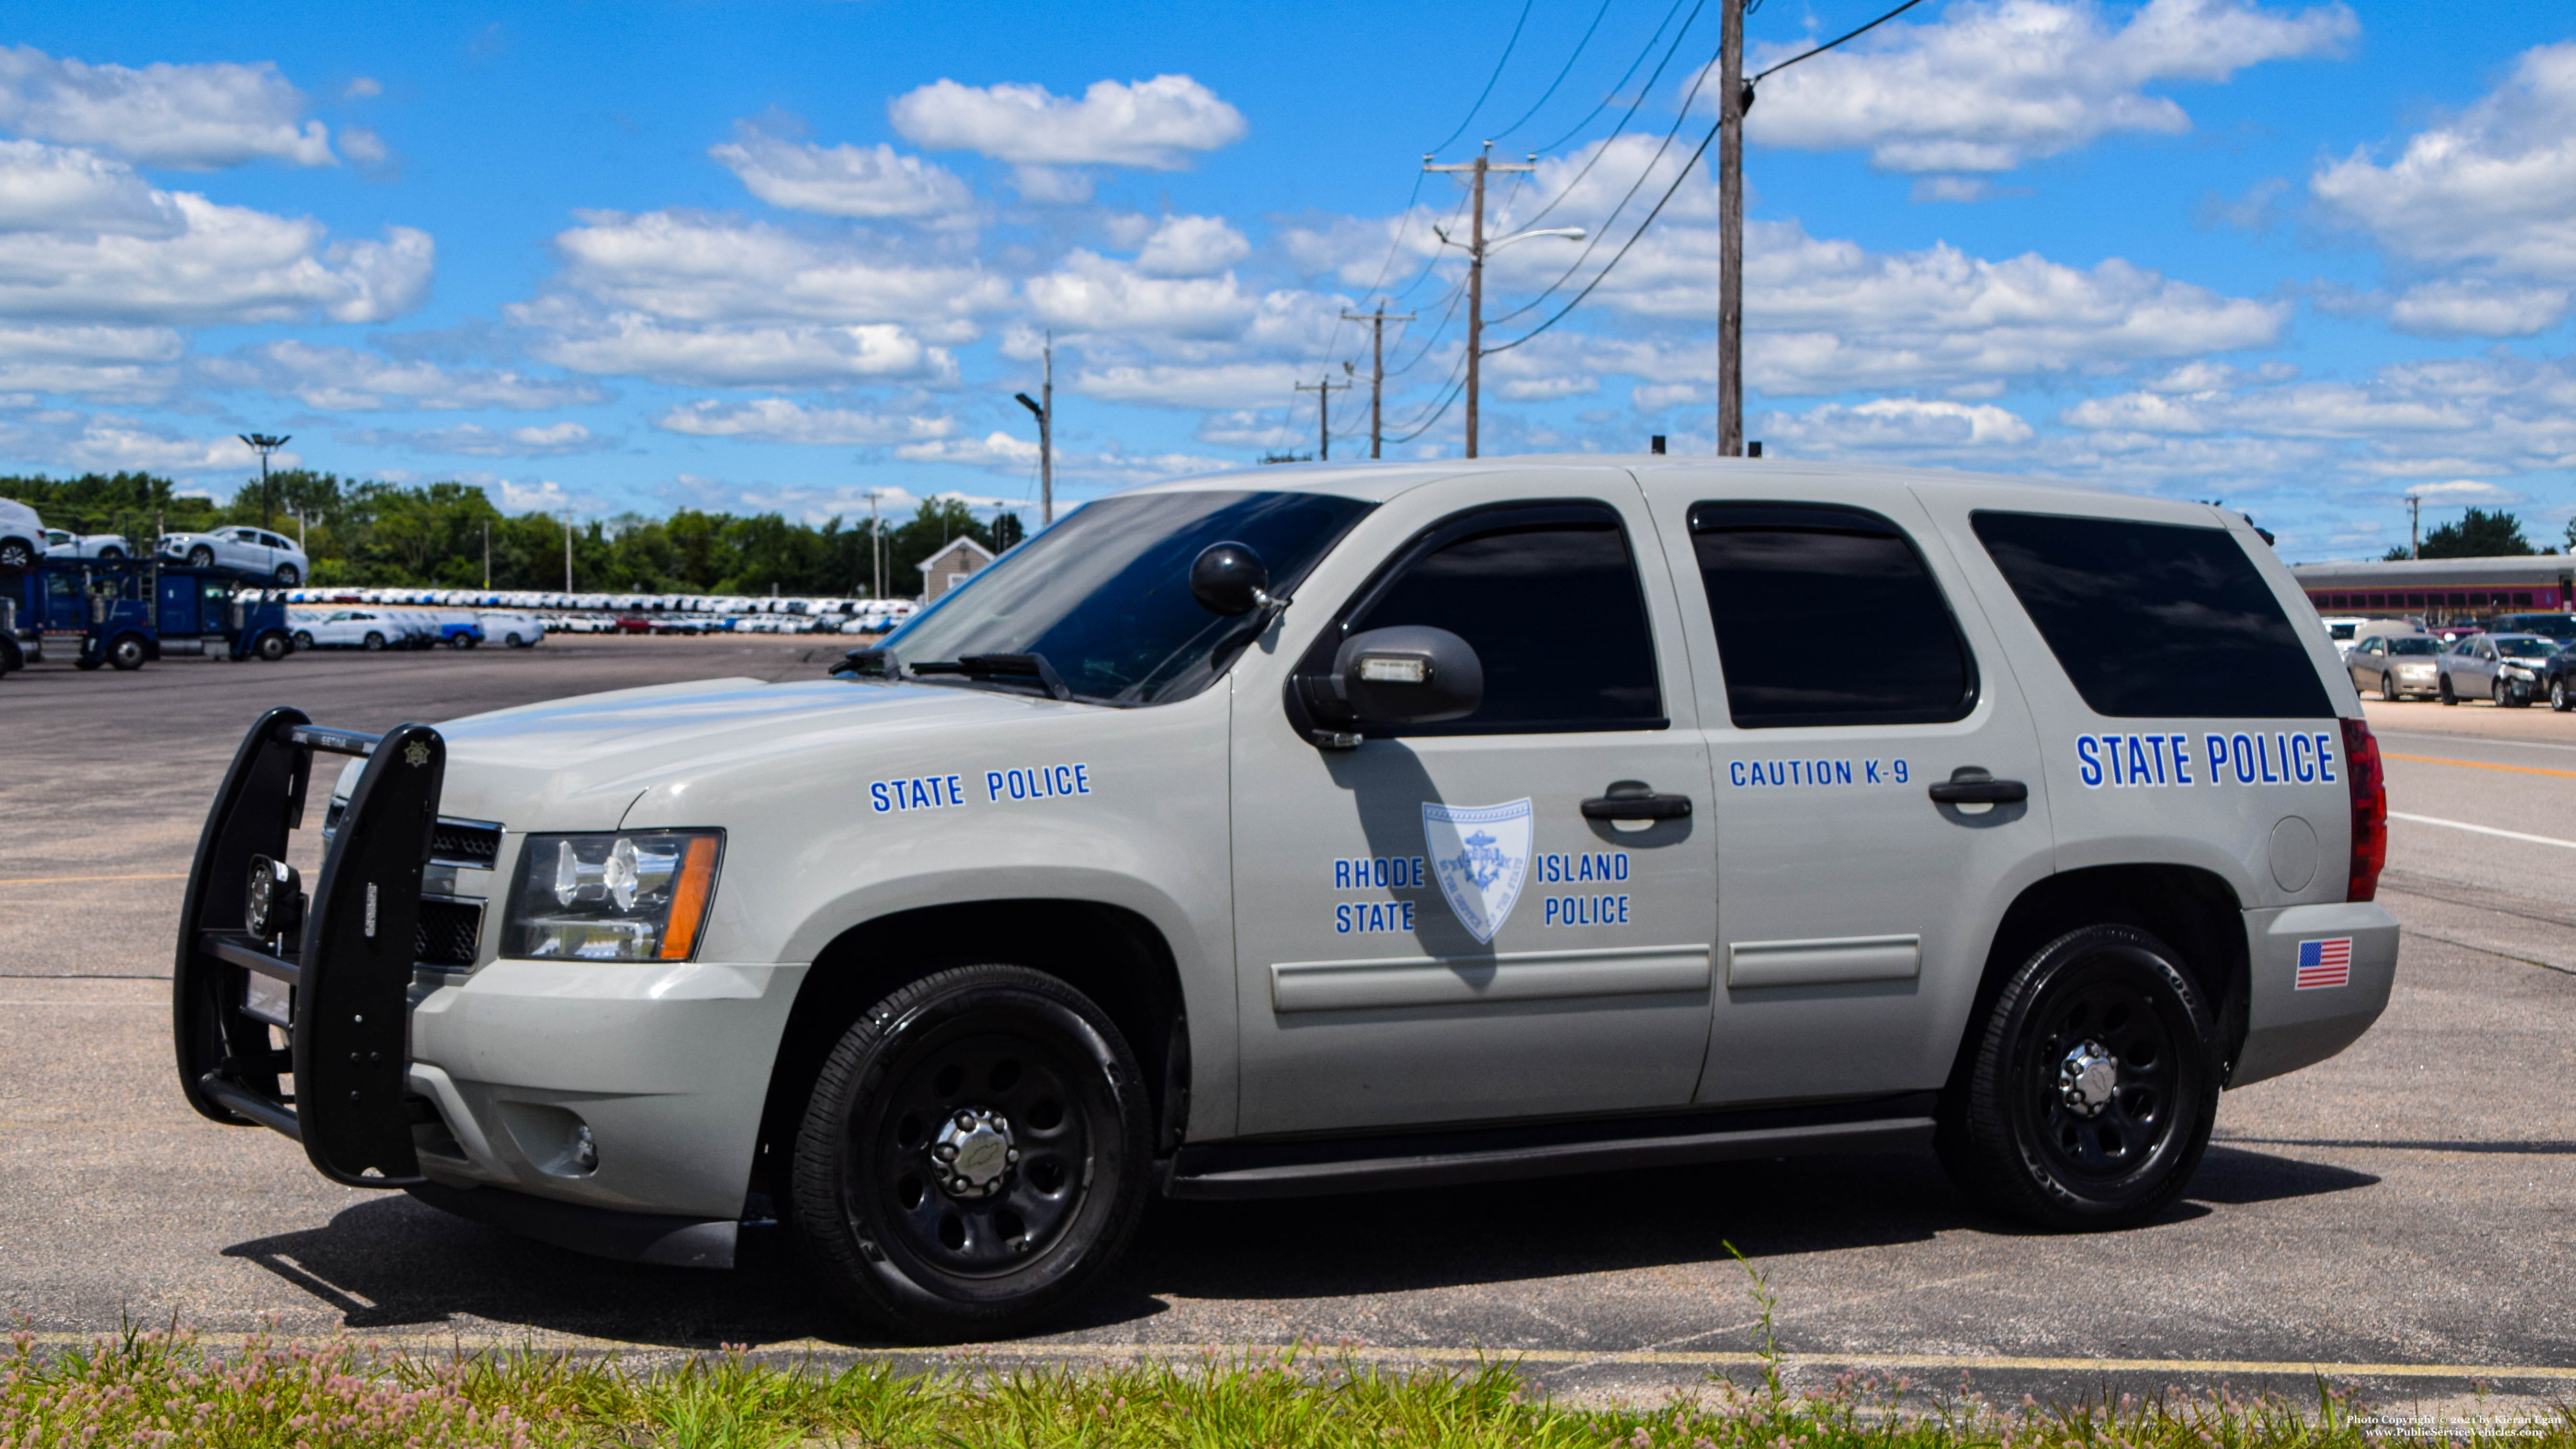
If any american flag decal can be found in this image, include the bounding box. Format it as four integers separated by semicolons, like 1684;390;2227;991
2295;937;2352;990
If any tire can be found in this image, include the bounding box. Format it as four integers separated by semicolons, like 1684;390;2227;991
97;546;124;561
363;632;385;651
446;633;471;649
186;545;215;567
2553;676;2570;713
790;963;1152;1342
106;633;147;671
273;564;299;588
2439;675;2457;705
0;537;31;571
1936;924;2219;1231
293;631;314;650
255;631;289;662
2380;672;2397;702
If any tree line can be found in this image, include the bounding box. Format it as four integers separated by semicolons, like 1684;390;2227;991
0;471;1025;595
2383;507;2570;561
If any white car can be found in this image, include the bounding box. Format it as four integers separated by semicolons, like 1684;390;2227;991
0;498;42;572
291;609;400;651
160;527;311;587
42;529;135;560
478;611;547;648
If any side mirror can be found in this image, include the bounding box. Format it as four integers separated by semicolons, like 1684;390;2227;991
1305;625;1484;729
1190;541;1272;616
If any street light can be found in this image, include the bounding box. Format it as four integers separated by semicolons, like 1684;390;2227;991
1431;224;1585;457
238;433;290;530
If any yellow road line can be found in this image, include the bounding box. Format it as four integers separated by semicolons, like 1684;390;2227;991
2384;752;2576;780
10;1330;2575;1381
0;872;188;885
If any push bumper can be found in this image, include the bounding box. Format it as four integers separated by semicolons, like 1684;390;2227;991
2230;901;2399;1087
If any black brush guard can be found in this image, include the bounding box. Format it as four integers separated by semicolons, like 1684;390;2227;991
173;706;445;1187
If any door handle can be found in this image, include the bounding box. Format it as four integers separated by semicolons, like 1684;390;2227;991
1580;780;1692;821
1927;767;2028;805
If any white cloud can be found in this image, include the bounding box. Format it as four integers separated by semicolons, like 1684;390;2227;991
542;209;1008;327
199;340;607;411
653;396;956;445
708;121;974;221
520;308;956;388
1135;214;1249;276
894;430;1040;466
1074;360;1311;409
0;410;288;475
1008;165;1095;204
1026;249;1256;337
1759;397;2038;451
0;142;431;325
2384;280;2571;339
342;421;611;457
339;126;389;166
343;76;382;100
888;75;1246;168
2312;41;2576;288
0;322;182;399
1746;0;2355;173
0;45;334;169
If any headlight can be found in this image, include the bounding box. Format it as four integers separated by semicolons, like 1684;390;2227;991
506;830;722;961
2506;665;2536;679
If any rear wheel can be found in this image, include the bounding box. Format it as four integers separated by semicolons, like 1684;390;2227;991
363;632;385;651
1937;925;2219;1230
0;537;31;571
447;633;473;649
293;631;314;650
273;563;300;588
106;633;147;671
2554;676;2570;712
791;964;1151;1341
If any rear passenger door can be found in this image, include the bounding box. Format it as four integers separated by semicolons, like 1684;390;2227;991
1635;476;2056;1107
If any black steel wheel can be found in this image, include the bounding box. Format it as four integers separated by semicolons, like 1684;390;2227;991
1937;924;2218;1230
106;633;147;671
792;964;1150;1341
186;545;215;567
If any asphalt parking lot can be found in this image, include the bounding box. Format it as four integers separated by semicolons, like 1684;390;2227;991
2;640;2570;1412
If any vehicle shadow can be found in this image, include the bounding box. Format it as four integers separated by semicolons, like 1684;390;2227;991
218;1143;2375;1349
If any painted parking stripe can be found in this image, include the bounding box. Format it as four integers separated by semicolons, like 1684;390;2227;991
11;1329;2576;1381
2383;752;2576;781
2388;811;2576;851
0;872;188;885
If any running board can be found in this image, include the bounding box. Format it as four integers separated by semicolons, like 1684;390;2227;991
1162;1094;1937;1200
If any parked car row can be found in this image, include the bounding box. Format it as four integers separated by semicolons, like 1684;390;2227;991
2345;627;2576;709
287;608;548;652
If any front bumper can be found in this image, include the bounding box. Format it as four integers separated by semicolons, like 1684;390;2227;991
2230;901;2399;1087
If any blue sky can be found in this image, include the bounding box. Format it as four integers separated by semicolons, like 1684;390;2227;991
2;1;2572;560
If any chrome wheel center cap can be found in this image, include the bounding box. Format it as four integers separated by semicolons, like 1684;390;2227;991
930;1107;1018;1198
2057;1040;2118;1118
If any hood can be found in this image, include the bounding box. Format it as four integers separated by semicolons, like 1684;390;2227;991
401;675;1077;829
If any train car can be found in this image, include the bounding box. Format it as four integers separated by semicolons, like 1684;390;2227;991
2288;556;2575;626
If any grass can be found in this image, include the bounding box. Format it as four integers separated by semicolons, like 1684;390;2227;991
7;1322;2569;1449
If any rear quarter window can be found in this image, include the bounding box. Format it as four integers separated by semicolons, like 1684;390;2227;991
1971;510;2331;719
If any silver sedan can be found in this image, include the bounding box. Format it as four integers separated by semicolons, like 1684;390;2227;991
2347;632;2444;700
2438;631;2556;707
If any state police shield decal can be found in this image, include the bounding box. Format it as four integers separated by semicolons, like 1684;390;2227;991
1422;798;1533;943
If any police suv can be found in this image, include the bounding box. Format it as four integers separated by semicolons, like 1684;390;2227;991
174;458;2395;1340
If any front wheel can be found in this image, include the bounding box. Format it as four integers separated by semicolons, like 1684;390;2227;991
2381;672;2398;701
2553;676;2570;712
293;631;314;650
791;964;1152;1342
106;634;147;671
363;632;385;651
1937;924;2219;1230
255;631;289;662
2439;675;2457;705
0;538;31;571
186;545;215;567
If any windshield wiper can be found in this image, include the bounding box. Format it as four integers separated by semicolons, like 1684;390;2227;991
909;652;1073;702
828;647;897;679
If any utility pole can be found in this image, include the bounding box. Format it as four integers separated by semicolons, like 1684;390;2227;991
237;433;289;528
1294;371;1352;462
2407;494;2421;560
482;518;490;589
1718;0;1747;458
1339;302;1416;458
1426;145;1534;459
563;513;574;593
1013;332;1054;525
864;489;885;599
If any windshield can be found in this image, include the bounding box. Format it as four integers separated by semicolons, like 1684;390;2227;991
2509;616;2576;639
884;489;1374;705
2497;636;2556;658
2328;622;2357;639
2386;637;2440;656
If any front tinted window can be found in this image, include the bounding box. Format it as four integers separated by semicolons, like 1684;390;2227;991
2388;638;2439;656
1338;503;1663;733
886;490;1371;705
1972;511;2330;719
1691;502;1976;727
2499;637;2553;658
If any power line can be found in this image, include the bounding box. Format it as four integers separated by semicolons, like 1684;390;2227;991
1482;112;1721;356
1520;0;1709;231
1751;0;1930;81
1428;0;1538;155
1492;0;1618;141
1537;0;1702;156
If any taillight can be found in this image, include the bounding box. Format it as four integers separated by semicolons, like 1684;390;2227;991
2342;716;2386;902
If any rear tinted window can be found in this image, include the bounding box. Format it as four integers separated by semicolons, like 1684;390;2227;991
1971;511;2331;719
1690;502;1976;728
